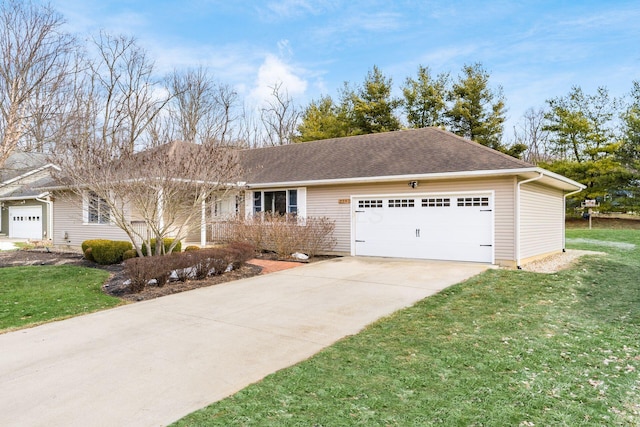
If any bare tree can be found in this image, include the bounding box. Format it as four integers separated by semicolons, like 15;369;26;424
0;0;77;164
88;31;169;156
513;107;552;164
54;139;241;256
235;103;264;148
164;67;241;145
260;82;301;145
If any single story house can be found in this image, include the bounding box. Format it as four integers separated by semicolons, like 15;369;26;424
49;128;585;268
0;152;58;240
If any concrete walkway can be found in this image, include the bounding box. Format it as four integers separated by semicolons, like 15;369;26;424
0;257;490;427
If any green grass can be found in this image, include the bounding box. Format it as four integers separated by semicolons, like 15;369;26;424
0;265;122;331
174;229;640;426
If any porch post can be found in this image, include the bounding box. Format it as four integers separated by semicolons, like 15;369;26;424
200;198;206;247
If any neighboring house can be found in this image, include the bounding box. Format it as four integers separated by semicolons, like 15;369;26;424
0;152;58;240
49;128;585;268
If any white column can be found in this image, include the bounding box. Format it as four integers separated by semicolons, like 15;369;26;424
200;198;206;247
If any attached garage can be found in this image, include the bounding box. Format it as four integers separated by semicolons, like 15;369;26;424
352;193;494;263
8;206;43;239
236;127;585;267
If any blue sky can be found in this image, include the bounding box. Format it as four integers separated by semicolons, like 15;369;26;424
50;0;640;139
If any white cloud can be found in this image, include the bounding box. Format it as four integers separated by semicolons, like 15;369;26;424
263;0;337;20
250;54;308;106
312;11;403;43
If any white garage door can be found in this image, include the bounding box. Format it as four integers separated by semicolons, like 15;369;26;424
9;206;43;239
353;194;493;263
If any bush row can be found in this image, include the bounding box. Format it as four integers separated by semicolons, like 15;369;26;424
81;239;133;265
229;214;337;258
81;238;182;265
123;241;256;293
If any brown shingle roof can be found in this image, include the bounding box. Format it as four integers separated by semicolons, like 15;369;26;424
240;127;533;184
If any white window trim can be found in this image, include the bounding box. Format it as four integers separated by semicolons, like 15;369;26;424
82;190;112;225
245;188;306;218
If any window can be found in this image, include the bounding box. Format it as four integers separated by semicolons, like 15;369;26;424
358;199;383;208
388;199;415;208
287;189;298;214
253;191;262;214
457;196;489;207
87;191;111;224
253;189;298;215
422;198;450;207
264;191;287;214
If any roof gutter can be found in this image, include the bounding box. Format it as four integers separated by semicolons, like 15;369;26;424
0;192;50;201
246;167;584;190
516;172;544;269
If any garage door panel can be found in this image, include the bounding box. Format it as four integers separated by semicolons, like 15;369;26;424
9;206;43;239
355;206;420;258
353;194;493;263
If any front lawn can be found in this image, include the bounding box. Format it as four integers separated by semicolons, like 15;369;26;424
0;265;123;331
174;229;640;426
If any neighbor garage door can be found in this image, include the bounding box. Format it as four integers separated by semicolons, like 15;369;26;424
353;194;493;263
9;206;43;239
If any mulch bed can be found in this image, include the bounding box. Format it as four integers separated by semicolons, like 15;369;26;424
0;249;263;302
0;249;324;302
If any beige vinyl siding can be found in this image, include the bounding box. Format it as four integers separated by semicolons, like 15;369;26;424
306;177;516;263
519;181;564;260
52;191;132;250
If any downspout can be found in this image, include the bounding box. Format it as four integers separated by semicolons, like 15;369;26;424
562;188;584;252
35;195;53;241
516;172;544;269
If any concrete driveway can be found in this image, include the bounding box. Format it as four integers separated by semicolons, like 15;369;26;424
0;257;490;426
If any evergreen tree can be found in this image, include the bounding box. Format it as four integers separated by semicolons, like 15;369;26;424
296;95;349;142
402;65;449;128
446;63;506;150
541;86;633;210
350;65;402;134
620;81;640;173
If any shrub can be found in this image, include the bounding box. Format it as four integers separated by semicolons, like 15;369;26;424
141;238;182;256
208;248;233;276
123;249;137;260
187;250;212;279
124;257;154;293
169;252;197;282
90;240;133;265
153;256;171;287
226;241;256;268
124;255;174;291
184;245;200;252
84;247;94;262
82;239;112;261
229;214;335;259
81;239;133;265
298;217;337;257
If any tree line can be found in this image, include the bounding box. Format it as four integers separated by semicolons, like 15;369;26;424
294;64;640;212
0;0;291;168
297;63;511;154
